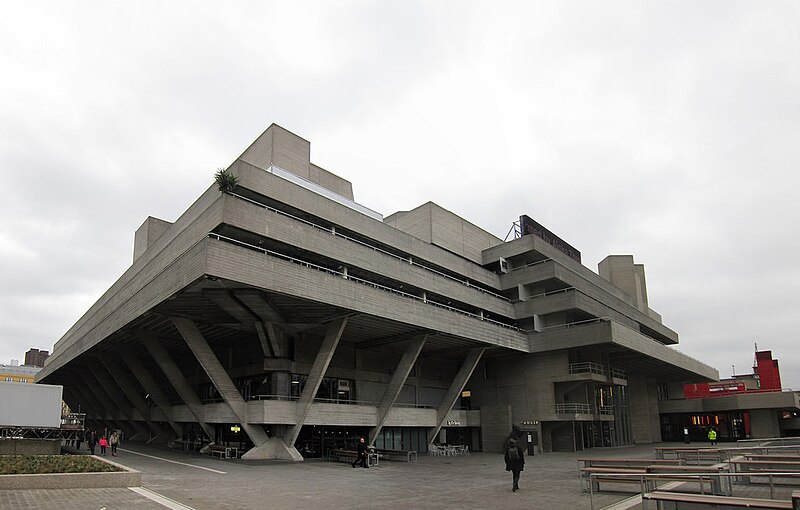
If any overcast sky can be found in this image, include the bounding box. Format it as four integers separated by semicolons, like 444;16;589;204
1;2;798;389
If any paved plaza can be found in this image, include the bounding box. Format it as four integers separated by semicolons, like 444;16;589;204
8;441;797;509
0;442;678;510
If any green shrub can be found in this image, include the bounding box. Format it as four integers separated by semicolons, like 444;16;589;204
0;455;123;474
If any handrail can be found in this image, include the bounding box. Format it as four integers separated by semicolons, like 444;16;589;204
208;233;522;332
555;403;592;414
586;471;800;510
245;394;438;409
569;362;607;376
228;192;511;303
539;317;610;331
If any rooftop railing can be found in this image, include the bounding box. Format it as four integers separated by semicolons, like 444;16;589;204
228;192;511;303
208;232;522;332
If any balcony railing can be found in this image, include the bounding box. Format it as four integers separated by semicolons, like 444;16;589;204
554;403;615;416
555;403;592;414
610;368;627;380
569;362;607;376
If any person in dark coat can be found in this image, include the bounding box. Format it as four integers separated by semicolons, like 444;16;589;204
504;438;525;492
88;429;98;455
351;436;369;468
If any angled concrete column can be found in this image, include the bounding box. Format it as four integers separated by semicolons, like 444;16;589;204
428;347;485;444
171;317;270;455
285;317;348;449
142;336;216;440
69;384;104;420
204;289;258;325
99;356;173;443
86;363;152;441
121;346;184;438
236;290;286;358
368;334;428;446
75;370;134;439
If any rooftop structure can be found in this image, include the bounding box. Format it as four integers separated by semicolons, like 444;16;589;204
38;124;717;459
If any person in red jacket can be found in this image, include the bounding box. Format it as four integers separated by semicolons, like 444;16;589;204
99;436;109;456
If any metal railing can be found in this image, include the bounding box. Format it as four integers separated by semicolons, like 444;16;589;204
208;233;522;332
569;362;607;376
228;192;511;303
586;471;800;510
610;368;627;380
540;317;610;332
244;394;438;409
555;403;592;414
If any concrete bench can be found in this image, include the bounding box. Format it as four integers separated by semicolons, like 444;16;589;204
643;490;793;509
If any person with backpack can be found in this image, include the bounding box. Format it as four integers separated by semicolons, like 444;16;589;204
504;437;525;492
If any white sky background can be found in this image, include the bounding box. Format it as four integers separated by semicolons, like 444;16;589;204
1;2;798;388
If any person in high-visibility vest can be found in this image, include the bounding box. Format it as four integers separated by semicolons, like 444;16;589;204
708;428;717;445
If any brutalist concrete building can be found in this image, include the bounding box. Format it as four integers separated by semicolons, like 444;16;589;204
37;124;718;460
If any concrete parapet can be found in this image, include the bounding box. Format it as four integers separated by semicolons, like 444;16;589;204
0;438;60;455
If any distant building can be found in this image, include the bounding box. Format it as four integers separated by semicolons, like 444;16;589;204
659;349;800;440
0;363;40;383
24;348;49;368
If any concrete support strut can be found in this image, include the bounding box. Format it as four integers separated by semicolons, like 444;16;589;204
171;317;270;451
368;334;428;446
121;346;184;438
99;356;172;443
428;347;485;444
86;363;151;441
285;317;348;450
142;336;216;440
76;369;135;440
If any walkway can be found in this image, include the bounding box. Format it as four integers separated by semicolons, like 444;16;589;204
0;442;694;509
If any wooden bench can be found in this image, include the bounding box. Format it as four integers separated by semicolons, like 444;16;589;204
675;449;723;465
730;460;800;484
374;448;418;463
643;490;793;509
645;464;730;495
655;447;720;460
209;445;227;459
329;449;358;463
745;454;800;462
581;466;647;492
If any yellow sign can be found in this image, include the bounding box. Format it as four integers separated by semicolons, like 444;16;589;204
231;425;241;433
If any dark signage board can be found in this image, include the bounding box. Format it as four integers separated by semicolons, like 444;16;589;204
518;215;581;263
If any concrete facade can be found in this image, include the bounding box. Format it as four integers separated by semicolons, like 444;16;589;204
38;124;718;459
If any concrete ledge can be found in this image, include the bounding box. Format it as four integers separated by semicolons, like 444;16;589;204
0;456;141;489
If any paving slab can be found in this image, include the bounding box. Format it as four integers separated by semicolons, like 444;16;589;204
0;442;706;510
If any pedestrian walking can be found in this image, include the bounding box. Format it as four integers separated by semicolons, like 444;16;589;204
351;436;369;468
88;429;98;455
110;431;119;456
504;438;525;492
99;436;109;456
